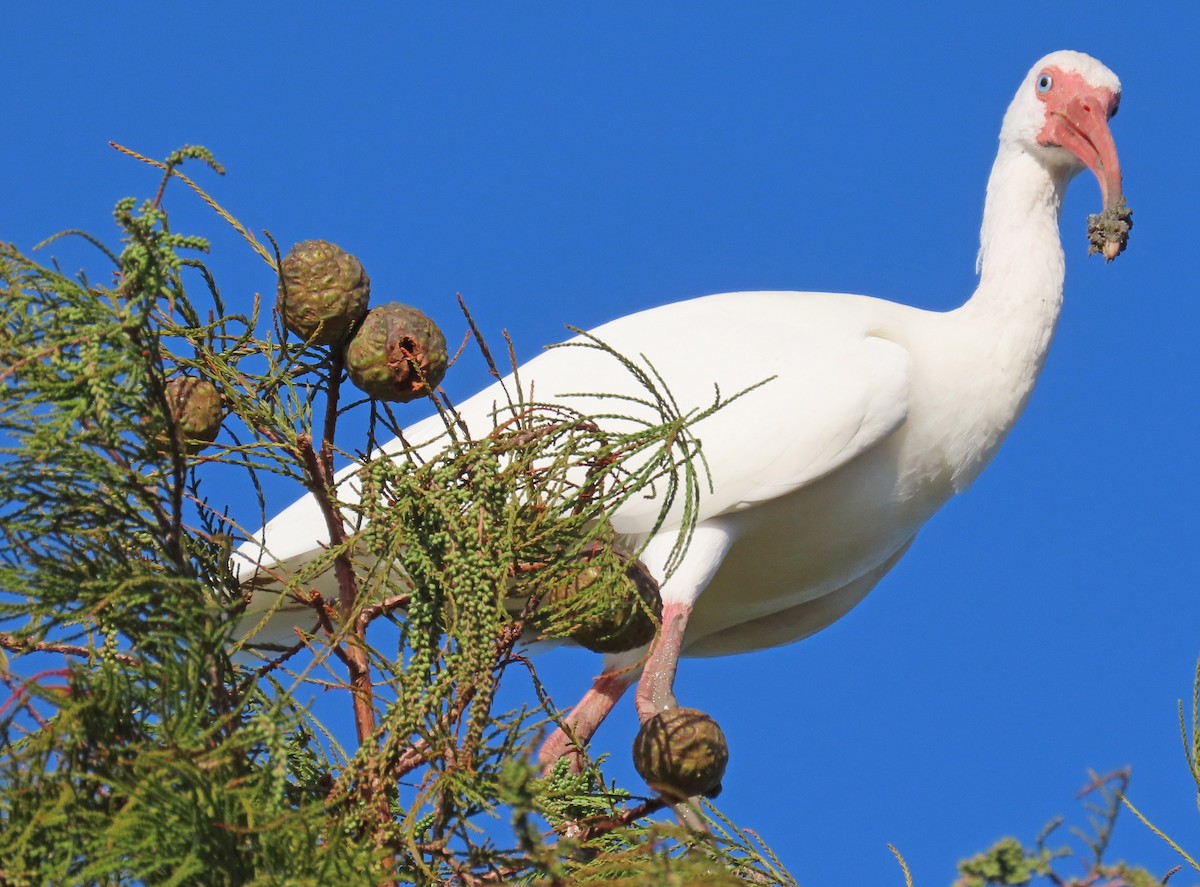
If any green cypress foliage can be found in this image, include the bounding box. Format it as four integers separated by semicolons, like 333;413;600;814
0;146;797;885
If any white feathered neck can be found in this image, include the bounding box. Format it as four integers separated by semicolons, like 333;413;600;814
920;117;1074;492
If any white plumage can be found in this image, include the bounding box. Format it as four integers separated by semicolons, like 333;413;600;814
235;50;1126;764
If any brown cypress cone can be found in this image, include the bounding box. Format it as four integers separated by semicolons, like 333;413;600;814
633;707;728;800
161;377;223;453
536;549;661;653
344;302;448;402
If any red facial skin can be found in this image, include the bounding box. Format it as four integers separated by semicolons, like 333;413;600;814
1035;66;1123;209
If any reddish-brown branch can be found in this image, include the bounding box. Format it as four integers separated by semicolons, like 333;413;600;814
321;352;344;473
356;593;412;631
299;362;396;883
569;796;670;843
0;669;70;727
0;634;140;666
468;796;672;884
0;336;94;384
295;433;375;746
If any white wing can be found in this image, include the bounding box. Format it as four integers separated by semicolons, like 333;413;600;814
236;290;910;586
486;290;912;532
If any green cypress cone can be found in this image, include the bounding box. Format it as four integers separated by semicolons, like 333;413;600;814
277;240;370;345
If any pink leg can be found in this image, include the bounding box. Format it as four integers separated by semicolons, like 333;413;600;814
538;665;639;772
631;600;710;831
634;600;692;722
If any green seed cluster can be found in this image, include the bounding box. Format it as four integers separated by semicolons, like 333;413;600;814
360;444;513;749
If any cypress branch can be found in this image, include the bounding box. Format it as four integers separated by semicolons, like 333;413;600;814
0;146;799;885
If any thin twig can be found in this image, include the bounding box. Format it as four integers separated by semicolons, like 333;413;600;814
356;594;412;630
0;634;139;666
109;141;275;267
570;797;670;843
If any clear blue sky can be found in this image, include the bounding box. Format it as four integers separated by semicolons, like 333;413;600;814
4;3;1198;883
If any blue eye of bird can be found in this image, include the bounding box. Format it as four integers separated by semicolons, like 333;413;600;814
1036;73;1053;94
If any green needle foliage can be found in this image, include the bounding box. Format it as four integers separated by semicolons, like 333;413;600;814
949;771;1173;886
0;145;798;885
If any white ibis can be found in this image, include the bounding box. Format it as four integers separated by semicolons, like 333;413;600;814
235;51;1127;775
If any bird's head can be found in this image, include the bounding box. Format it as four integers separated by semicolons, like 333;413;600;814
1003;50;1123;212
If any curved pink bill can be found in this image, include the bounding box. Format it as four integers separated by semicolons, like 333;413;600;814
1040;89;1123;210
